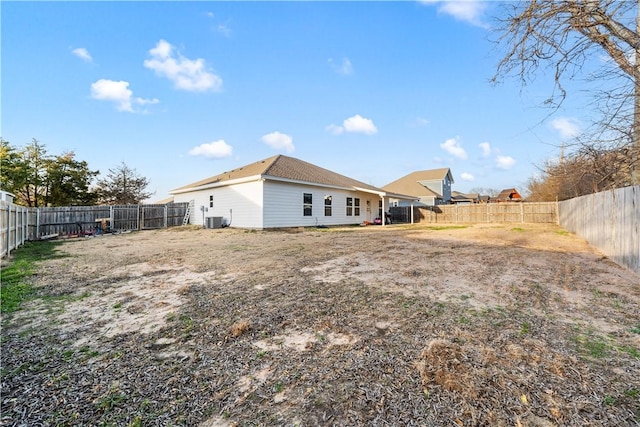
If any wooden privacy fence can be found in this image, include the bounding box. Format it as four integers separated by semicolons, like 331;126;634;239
1;201;31;258
0;202;189;257
390;202;558;224
35;203;189;237
558;186;639;274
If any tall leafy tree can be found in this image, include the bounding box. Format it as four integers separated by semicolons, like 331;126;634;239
1;139;99;207
95;162;153;205
1;138;28;200
7;138;49;207
43;152;100;206
493;0;640;186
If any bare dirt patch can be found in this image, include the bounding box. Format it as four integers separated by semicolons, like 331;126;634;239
2;223;639;426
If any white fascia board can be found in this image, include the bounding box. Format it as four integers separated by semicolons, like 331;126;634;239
170;175;262;195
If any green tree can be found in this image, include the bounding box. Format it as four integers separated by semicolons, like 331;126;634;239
1;139;99;207
43;152;100;206
95;162;153;205
12;138;48;207
493;0;640;186
1;138;28;200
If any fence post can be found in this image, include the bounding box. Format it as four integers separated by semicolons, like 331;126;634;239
521;203;525;223
164;205;168;228
110;206;114;230
7;203;11;256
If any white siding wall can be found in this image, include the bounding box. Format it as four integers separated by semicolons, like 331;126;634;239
173;180;264;229
263;181;376;228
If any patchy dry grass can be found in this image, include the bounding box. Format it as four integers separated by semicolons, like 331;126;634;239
1;223;639;426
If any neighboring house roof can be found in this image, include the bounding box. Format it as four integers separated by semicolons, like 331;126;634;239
495;188;523;201
451;191;479;203
171;155;416;200
152;196;175;205
382;168;453;198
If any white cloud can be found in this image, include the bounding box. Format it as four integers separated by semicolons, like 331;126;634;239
460;172;474;181
327;114;378;135
188;140;233;158
440;137;467;159
90;79;158;113
496;155;516;170
479;141;491;157
144;39;222;92
328;57;353;75
343;114;378;135
135;97;159;106
325;124;344;135
420;0;489;28
550;117;581;139
72;47;92;62
261;131;295;153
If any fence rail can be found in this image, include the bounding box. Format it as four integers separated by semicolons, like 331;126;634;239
558;186;639;274
390;202;559;225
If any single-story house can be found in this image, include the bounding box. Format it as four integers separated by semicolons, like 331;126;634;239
492;188;524;202
382;168;454;207
170;155;417;229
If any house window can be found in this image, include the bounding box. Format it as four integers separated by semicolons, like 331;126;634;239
209;195;214;208
378;199;383;217
303;193;312;216
346;197;361;216
324;195;332;216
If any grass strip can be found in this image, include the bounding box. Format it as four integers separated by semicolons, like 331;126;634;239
1;241;63;313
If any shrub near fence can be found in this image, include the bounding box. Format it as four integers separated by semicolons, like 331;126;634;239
559;186;639;274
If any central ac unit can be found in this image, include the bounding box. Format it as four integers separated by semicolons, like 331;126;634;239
205;216;223;229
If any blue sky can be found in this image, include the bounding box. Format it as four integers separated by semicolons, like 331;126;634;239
2;1;592;201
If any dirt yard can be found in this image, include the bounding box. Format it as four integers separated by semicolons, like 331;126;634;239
2;223;639;426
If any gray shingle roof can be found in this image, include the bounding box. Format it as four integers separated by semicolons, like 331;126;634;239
171;155;387;194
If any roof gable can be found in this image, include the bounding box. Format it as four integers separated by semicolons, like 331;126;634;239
382;168;452;198
496;188;523;201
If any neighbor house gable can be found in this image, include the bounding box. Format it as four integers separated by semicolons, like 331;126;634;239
382;168;453;202
494;188;523;202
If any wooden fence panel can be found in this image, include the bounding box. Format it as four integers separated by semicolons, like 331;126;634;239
113;205;139;231
559;186;639;274
37;206;112;236
392;203;559;225
1;201;30;258
26;203;188;238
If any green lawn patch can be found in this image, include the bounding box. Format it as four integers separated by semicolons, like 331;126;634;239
1;241;64;313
